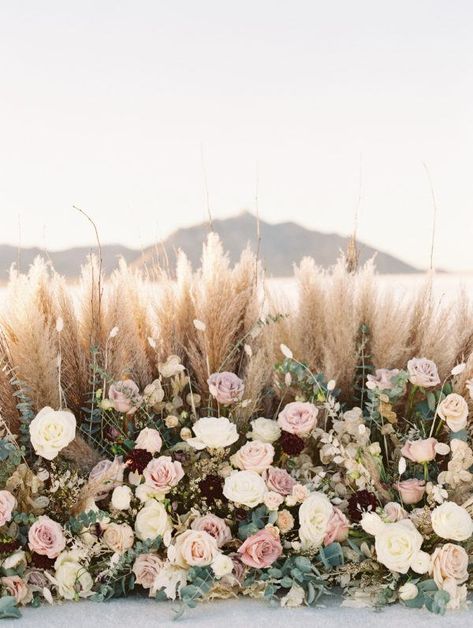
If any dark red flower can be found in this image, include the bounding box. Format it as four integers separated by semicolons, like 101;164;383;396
348;490;378;522
125;448;153;473
199;474;224;502
0;538;20;555
280;431;305;456
31;552;55;570
234;508;248;522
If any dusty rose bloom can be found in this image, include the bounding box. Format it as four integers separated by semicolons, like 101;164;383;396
430;543;469;588
407;358;440;388
135;427;163;454
401;438;437;463
132;554;163;597
1;576;32;605
238;527;283;569
366;368;400;390
28;516;66;559
191;513;232;547
208;372;245;405
264;467;296;496
143;456;184;494
324;507;349;545
231;441;274;473
108;379;142;415
383;502;408;522
395;479;426;505
277;401;318;437
0;490;16;526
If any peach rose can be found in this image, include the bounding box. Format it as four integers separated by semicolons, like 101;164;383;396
395;479;426;505
208;372;245;405
430;543;469;588
132;554;163;596
231;441;274;473
135;427;163;454
277;401;318;437
28;516;66;559
324;507;349;545
366;368;400;390
277;510;295;534
264;467;296;496
0;576;32;605
108;379;142;415
401;438;437;463
407;358;440;388
0;490;16;527
171;530;219;567
103;523;134;554
191;514;232;547
437;393;469;432
238;527;283;569
143;456;184;494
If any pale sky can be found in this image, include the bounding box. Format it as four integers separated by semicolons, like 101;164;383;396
0;1;472;271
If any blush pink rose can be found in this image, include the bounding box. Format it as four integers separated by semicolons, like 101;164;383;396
383;502;408;522
395;479;426;505
143;456;184;494
135;427;163;454
407;358;440;388
401;438;437;463
366;368;400;390
237;527;283;569
0;490;16;527
28;516;66;559
324;507;350;546
108;379;142;415
231;440;275;473
0;576;32;606
191;513;232;547
277;402;318;437
264;467;296;496
208;372;245;405
132;554;163;596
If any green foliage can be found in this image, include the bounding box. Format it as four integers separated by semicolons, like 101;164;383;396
0;439;22;488
0;596;21;619
237;505;277;540
65;509;110;534
318;542;344;569
11;376;35;456
403;580;450;615
275;359;339;403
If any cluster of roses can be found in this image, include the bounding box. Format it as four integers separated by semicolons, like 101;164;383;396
0;354;473;617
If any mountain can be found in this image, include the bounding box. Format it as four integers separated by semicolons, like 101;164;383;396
0;213;418;280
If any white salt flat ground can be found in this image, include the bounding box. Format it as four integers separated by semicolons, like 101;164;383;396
7;596;472;628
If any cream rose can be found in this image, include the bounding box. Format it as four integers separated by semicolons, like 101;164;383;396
249;417;281;443
211;553;234;578
111;485;132;510
28;516;66;559
143;456;184;494
407;357;440;388
278;401;318;437
437;393;469;432
171;530;219;568
0;490;16;526
135;500;171;541
143;380;165;408
231;440;274;473
223;470;267;508
430;543;468;588
29;407;76;460
187;416;239;450
103;523;134;554
431;502;473;541
54;550;93;600
132;554;163;596
135;427;163;454
298;492;334;549
374;520;423;574
399;582;418;601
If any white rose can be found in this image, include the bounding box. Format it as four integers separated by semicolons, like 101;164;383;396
437;393;469;432
298;492;334;549
187;417;238;450
29;407;76;460
223;470;267;507
211;553;234;578
54;551;93;600
431;502;473;541
399;582;418;601
103;523;134;554
135;427;163;454
249;417;281;443
410;550;430;574
111;485;132;510
360;512;384;536
135;500;171;541
2;550;27;571
443;578;468;610
374;520;423;574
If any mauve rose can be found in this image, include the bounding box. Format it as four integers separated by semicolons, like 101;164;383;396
208;372;245;405
277;401;318;437
407;358;440;388
323;507;349;546
264;467;296;496
89;457;125;501
430;543;469;588
231;440;274;473
401;437;437;463
191;513;232;547
238;527;283;569
0;490;16;526
383;502;408;522
366;368;400;391
28;516;66;559
108;379;142;415
395;479;426;505
132;553;163;596
143;456;184;494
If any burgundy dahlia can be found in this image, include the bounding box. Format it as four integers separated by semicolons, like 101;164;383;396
348;490;378;522
280;431;305;456
31;552;55;570
125;448;153;473
199;474;224;502
0;538;20;555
